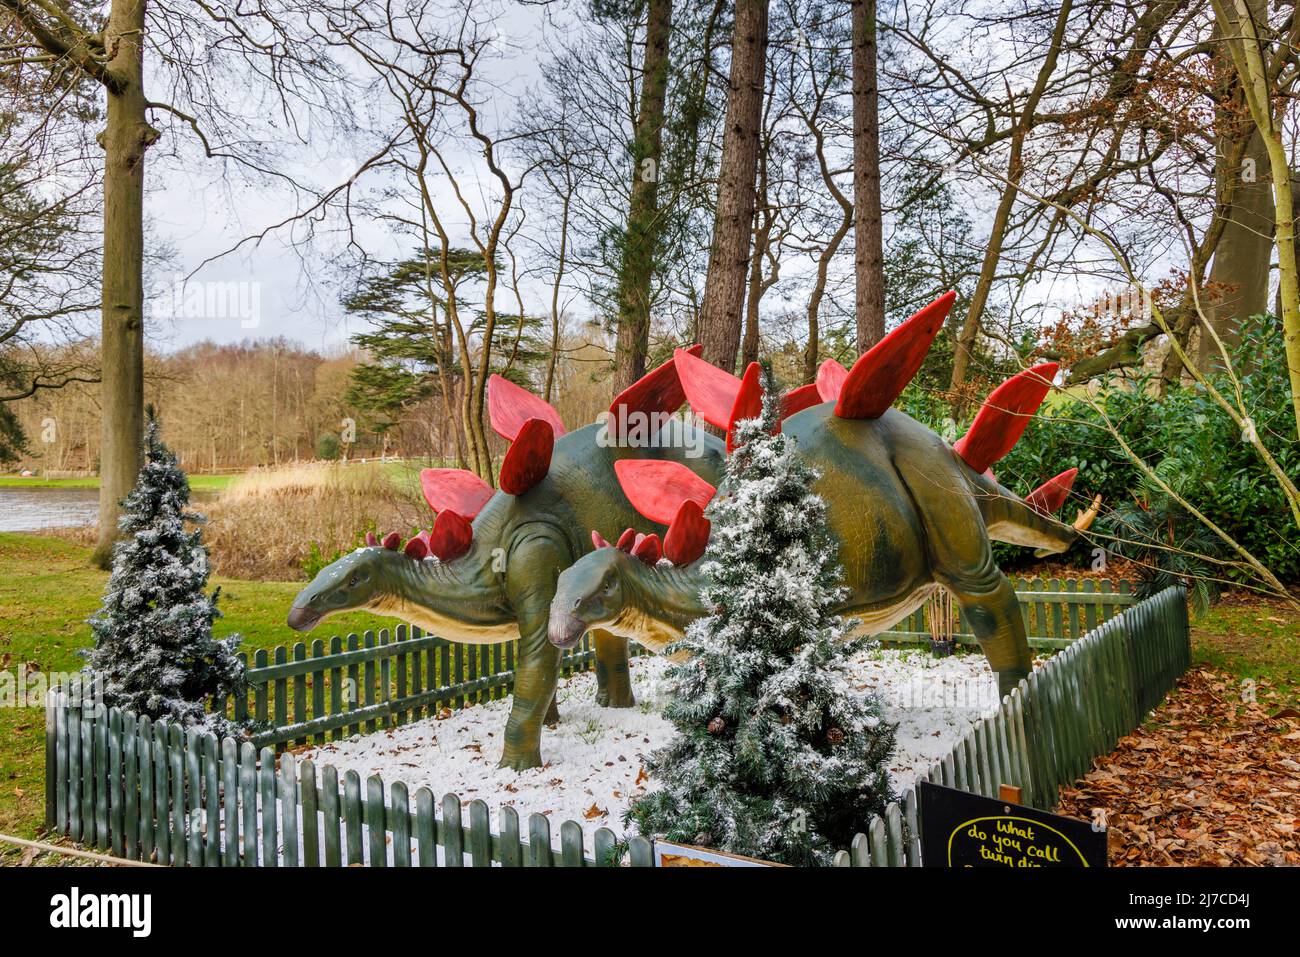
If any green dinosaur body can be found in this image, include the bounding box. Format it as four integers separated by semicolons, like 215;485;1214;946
288;420;724;769
550;404;1088;695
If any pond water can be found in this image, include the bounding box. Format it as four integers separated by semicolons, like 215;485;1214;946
0;487;100;532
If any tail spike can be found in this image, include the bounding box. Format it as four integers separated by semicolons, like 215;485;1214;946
834;291;956;419
1025;467;1079;514
1074;494;1103;532
953;361;1060;473
488;374;566;442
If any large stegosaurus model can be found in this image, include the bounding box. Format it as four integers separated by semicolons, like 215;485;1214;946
549;292;1100;697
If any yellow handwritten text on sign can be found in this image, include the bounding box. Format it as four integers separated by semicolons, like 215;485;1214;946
946;815;1092;868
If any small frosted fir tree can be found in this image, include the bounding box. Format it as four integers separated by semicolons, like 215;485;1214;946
627;366;896;866
84;410;245;733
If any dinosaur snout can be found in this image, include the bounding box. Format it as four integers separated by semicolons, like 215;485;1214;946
287;605;323;631
548;604;587;649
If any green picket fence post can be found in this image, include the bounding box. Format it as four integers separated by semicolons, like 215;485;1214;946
168;724;186;865
203;733;220;866
559;820;585;867
343;769;363;865
365;773;386;867
312;639;327;744
628;836;654;867
154;719;171;865
280;752;300;867
443;793;464;866
239;740;258;866
221;736;239;867
469;799;493;866
391;781;411;867
95;706;111;852
300;758;319;867
321;764;342;867
527;813;551;867
138;715;154;864
414;787;436;867
500;806;524;867
258;746;278;867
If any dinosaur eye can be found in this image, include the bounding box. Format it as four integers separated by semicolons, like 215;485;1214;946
348;576;358;589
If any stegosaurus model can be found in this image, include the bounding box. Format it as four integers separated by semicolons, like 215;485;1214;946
549;292;1101;697
289;352;743;769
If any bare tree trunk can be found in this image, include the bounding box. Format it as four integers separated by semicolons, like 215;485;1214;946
1211;0;1300;443
698;0;768;375
1200;127;1272;371
1198;9;1272;373
851;0;885;351
93;0;157;568
613;0;673;395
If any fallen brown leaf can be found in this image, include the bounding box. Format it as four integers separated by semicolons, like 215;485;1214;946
1058;668;1300;867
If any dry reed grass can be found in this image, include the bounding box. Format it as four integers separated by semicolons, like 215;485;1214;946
201;462;427;580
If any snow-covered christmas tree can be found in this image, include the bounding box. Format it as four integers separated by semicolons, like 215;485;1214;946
84;409;245;733
627;365;896;866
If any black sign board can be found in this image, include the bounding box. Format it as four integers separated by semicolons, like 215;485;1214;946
918;780;1108;868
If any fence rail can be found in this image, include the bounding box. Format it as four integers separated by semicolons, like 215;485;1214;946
44;579;1186;868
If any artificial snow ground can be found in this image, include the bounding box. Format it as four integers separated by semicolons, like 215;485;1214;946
298;647;1002;851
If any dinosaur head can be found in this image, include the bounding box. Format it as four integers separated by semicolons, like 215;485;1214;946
548;530;660;649
288;545;402;631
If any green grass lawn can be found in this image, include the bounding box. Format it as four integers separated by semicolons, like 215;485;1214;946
1192;596;1300;702
0;532;404;847
0;473;236;492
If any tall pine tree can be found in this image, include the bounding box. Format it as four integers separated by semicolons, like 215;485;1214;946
84;410;245;732
628;367;896;865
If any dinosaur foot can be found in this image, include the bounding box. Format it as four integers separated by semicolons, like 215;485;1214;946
498;747;544;771
595;686;636;709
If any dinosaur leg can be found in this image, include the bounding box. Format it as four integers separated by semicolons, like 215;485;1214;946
946;573;1031;698
500;532;568;770
593;630;635;708
894;455;1031;697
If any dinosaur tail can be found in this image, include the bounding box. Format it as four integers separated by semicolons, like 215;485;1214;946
971;471;1100;556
